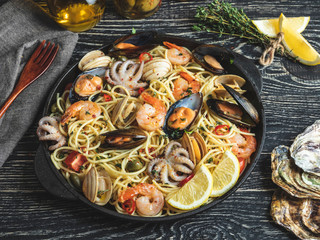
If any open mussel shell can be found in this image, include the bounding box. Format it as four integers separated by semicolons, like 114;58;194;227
82;167;113;206
192;44;235;75
163;93;203;140
222;84;260;125
101;128;147;149
69;67;107;104
108;31;159;59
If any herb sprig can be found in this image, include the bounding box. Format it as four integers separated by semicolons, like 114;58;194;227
193;0;290;58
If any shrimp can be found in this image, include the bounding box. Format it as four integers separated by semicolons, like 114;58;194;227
136;91;167;131
74;74;103;97
61;100;101;125
119;183;164;216
74;74;103;96
163;41;192;65
173;72;200;100
229;129;257;159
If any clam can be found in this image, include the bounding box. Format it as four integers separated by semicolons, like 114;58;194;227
69;67;106;104
207;84;259;128
290;120;320;175
213;74;246;98
181;132;207;165
78;50;112;71
163;93;203;140
142;58;172;81
82;167;112;206
112;97;142;128
192;44;235;75
101;128;147;149
108;31;159;59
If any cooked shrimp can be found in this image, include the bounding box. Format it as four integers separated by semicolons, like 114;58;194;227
74;74;103;96
119;183;164;216
61;100;101;125
136;92;167;131
173;72;200;100
229;129;257;159
163;42;192;65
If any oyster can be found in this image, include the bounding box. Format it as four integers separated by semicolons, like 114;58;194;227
82;167;112;206
271;145;320;199
163;93;203;140
301;199;320;234
78;50;111;71
181;132;207;165
101;128;147;149
271;190;320;240
290;120;320;175
69;67;106;104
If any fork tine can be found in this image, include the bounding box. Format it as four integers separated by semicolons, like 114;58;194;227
41;44;59;68
31;40;46;60
40;43;55;66
35;41;51;64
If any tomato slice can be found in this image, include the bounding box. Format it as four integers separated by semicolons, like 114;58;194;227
238;157;246;174
122;199;136;215
64;151;87;172
178;173;195;187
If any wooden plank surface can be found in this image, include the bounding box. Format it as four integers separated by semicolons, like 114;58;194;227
1;0;320;239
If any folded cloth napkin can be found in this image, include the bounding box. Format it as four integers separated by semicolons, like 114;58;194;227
0;0;78;166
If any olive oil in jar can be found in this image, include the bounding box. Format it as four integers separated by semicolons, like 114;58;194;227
46;0;106;32
113;0;161;19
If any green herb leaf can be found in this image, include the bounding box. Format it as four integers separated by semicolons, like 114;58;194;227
131;27;136;34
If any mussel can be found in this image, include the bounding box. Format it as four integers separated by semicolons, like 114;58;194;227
101;128;147;149
192;44;235;75
163;93;203;139
108;31;159;59
82;167;112;206
69;67;107;104
207;84;259;128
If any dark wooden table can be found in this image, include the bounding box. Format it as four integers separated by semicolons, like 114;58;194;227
1;0;320;239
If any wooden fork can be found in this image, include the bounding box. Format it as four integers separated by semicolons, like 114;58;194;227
0;40;59;119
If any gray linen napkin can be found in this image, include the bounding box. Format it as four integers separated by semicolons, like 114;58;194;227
0;0;78;166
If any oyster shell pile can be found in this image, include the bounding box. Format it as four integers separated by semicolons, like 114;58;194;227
271;120;320;239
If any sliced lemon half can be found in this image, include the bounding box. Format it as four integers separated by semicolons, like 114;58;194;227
167;165;213;210
210;150;240;197
253;16;310;38
279;13;320;66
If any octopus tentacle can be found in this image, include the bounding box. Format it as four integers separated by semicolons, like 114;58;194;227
167;164;187;182
171;148;189;158
164;141;181;158
173;156;195;169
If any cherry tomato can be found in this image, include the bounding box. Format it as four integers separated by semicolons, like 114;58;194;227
64;151;87;172
238;157;246;174
122;199;136;215
178;173;195;187
214;125;230;135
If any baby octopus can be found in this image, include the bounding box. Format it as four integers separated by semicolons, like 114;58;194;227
37;116;66;151
147;141;195;186
105;60;147;96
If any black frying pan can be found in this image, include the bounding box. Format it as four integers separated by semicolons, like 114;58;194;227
35;32;266;222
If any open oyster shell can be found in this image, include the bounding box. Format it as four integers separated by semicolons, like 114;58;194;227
290;120;320;175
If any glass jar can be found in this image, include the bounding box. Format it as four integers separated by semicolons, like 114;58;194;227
113;0;161;19
46;0;106;32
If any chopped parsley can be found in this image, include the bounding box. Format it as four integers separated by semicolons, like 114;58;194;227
207;157;213;163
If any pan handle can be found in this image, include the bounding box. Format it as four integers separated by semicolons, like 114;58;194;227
34;146;78;201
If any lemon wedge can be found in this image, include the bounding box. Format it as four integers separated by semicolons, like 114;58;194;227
210;150;240;197
279;13;320;66
253;16;310;38
167;165;213;210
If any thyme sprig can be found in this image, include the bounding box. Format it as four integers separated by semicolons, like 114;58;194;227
193;0;290;58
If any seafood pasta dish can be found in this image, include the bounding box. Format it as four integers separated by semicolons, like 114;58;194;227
37;36;260;217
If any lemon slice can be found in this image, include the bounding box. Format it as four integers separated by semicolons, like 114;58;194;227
279;13;320;66
210;150;240;197
167;165;213;210
253;16;310;38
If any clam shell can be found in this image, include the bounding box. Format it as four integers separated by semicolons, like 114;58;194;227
181;132;207;164
82;167;112;206
290;120;320;175
112;97;142;128
78;50;111;71
142;58;172;81
213;75;246;98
